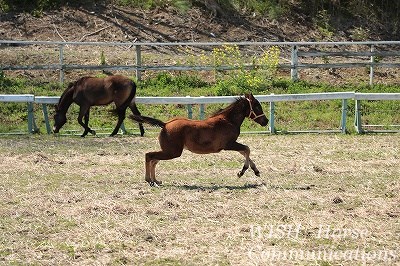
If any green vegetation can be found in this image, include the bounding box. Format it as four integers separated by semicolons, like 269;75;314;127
0;66;399;135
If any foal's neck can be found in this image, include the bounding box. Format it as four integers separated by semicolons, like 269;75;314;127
225;98;248;126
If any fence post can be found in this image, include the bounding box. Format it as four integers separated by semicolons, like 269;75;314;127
42;104;52;134
199;96;205;120
354;99;363;133
59;44;65;84
135;45;142;81
269;101;275;134
290;45;299;81
340;99;348;134
185;95;192;119
369;45;375;86
27;102;38;133
187;104;193;119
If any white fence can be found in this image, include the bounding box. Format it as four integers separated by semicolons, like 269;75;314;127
1;92;399;134
1;40;400;85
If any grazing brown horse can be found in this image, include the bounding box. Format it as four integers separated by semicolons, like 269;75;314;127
132;93;268;186
53;75;144;137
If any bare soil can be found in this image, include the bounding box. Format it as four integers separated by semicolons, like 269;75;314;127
0;134;399;265
0;5;317;43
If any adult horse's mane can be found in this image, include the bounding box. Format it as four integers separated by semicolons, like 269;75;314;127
61;81;75;97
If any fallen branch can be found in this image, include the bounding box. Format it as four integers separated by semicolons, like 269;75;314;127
53;24;67;43
79;25;112;42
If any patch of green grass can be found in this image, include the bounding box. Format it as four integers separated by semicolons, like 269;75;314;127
1;71;399;134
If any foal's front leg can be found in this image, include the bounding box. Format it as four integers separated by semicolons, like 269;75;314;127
225;142;260;177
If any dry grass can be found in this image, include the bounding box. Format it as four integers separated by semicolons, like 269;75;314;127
0;134;399;265
2;44;400;85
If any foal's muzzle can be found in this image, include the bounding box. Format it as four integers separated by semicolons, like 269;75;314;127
248;109;268;126
255;115;269;127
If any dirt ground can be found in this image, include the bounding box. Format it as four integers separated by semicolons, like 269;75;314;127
0;4;312;43
0;134;399;265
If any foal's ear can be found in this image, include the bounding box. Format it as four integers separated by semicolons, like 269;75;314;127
245;93;255;100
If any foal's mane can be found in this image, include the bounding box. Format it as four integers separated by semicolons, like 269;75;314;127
211;96;246;117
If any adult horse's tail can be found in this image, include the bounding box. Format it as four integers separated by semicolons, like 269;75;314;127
130;115;166;128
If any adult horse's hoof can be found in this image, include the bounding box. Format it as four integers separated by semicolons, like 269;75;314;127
254;171;260;177
91;130;96;136
237;171;244;178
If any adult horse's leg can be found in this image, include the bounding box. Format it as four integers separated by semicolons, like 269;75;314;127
224;141;260;177
110;107;126;136
129;103;145;136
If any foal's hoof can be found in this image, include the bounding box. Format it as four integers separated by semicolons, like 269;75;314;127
254;171;261;177
91;130;96;136
237;171;244;178
147;180;162;187
149;181;161;188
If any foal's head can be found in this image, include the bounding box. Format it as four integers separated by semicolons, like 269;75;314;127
245;93;268;126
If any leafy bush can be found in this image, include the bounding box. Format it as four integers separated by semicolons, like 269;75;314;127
138;72;209;96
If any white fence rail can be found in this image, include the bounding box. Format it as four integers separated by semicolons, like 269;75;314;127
0;94;36;133
1;40;400;85
354;93;400;133
2;92;399;135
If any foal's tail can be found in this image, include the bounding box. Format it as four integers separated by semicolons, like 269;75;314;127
130;115;166;128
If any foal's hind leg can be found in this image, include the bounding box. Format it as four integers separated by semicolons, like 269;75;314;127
145;150;182;187
225;142;260;177
129;103;145;136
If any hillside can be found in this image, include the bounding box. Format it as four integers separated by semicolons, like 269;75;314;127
0;1;398;44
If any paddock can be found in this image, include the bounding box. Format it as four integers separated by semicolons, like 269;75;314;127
0;134;398;265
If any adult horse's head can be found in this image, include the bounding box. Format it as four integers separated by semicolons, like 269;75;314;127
245;93;268;126
52;104;67;133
